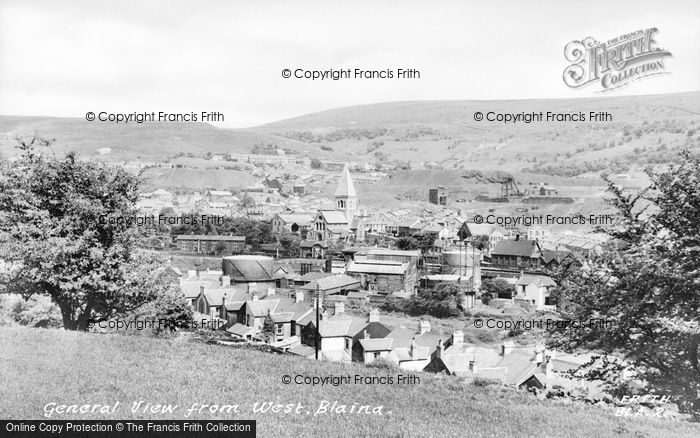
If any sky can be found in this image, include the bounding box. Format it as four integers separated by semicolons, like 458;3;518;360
1;0;699;128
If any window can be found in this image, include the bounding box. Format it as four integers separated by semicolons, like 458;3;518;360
373;352;380;359
277;324;283;336
345;338;351;350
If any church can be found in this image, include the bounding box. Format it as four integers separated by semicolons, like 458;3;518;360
312;164;364;243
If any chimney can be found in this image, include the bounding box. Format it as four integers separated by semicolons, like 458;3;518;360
196;268;201;279
368;308;380;323
321;310;329;321
535;343;545;366
248;282;257;293
334;302;345;314
501;341;515;356
436;339;443;359
410;338;417;358
295;291;305;303
221;275;231;287
452;330;464;349
187;270;196;279
252;294;259;302
199;285;205;295
515;234;520;242
267;287;276;296
419;320;431;335
364;330;370;340
469;357;477;373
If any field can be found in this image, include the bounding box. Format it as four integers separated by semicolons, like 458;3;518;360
1;327;699;437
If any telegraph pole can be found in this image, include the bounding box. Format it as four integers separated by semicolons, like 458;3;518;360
315;282;320;360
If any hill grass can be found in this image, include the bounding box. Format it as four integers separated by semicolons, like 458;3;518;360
1;327;699;437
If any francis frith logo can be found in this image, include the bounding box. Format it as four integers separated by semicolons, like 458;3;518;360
563;28;672;92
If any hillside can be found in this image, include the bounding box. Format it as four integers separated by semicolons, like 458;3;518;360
1;327;699;437
1;92;698;196
257;91;700;175
0;116;318;161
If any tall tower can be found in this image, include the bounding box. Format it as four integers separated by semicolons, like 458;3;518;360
335;164;358;223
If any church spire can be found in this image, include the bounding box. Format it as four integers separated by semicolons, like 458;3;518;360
334;164;357;222
334;164;357;197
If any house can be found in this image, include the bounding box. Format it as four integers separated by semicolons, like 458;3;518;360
299;274;360;297
425;338;544;388
271;213;313;235
514;275;556;309
457;223;508;254
379;321;448;370
300;307;391;362
490;237;542;270
233;291;313;346
300;240;328;259
176;235;246;254
428;186;448;205
346;259;417;296
273;264;300;288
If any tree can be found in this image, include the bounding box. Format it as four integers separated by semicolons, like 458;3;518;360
549;150;700;412
480;278;513;299
384;283;465;318
469;235;490;252
0;137;175;331
262;310;275;343
310;158;323;169
240;194;256;209
396;236;419;250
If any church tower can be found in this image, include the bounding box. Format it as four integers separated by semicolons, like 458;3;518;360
335;164;358;223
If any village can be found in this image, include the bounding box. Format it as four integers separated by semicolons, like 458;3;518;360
122;161;672;416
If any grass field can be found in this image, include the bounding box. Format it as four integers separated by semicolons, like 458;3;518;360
1;327;699;437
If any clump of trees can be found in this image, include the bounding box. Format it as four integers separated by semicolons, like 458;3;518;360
480;278;513;299
0;137;182;331
548;150;700;413
383;283;466;318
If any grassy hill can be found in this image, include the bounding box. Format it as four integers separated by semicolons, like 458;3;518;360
2;327;699;437
1;92;698;197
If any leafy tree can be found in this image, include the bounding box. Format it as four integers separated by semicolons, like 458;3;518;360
0;137;175;331
240;194;256;209
549;150;700;412
481;278;513;299
384;283;465;318
469;235;490;252
396;236;419;250
278;233;301;257
310;158;323;169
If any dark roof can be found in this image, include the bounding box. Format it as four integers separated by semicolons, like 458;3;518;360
540;249;573;264
176;235;246;241
300;240;328;248
491;239;541;257
300;274;360;292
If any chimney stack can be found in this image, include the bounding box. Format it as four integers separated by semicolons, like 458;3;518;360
364;330;370;340
267;287;276;296
436;339;443;359
334;301;345;314
295;291;305;303
410;338;417;358
419;320;431;335
221;275;231;287
368;308;380;323
248;282;257;293
501;340;515;356
452;329;464;349
321;310;329;321
252;294;259;302
199;285;205;295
